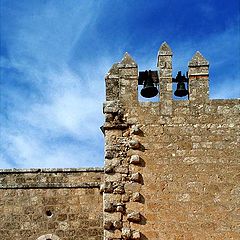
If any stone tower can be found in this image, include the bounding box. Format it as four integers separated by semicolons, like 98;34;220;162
0;42;239;240
102;42;240;239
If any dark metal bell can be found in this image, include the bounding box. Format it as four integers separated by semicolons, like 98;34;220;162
174;82;188;97
140;71;158;98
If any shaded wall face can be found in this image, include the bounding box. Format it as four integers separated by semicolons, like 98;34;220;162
0;170;104;240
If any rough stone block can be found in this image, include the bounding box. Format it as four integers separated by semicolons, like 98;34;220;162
130;155;140;165
127;212;141;223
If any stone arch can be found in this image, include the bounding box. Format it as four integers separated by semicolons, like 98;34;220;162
37;234;60;240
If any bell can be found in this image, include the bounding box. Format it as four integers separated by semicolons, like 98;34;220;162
174;82;188;97
140;71;158;98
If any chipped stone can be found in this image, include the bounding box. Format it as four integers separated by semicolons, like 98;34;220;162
129;140;140;149
127;212;141;223
104;220;113;230
132;230;141;239
188;51;209;67
130;155;140;164
130;125;141;135
113;220;122;229
132;192;141;202
104;202;114;212
122;228;132;239
130;173;142;183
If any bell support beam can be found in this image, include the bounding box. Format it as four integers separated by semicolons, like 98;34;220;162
188;51;209;102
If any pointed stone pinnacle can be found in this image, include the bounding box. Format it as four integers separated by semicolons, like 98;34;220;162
107;63;119;75
159;41;173;56
120;52;137;66
189;51;209;66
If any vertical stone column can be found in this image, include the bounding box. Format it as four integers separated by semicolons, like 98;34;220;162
118;52;138;106
157;42;173;115
102;53;141;240
188;51;209;102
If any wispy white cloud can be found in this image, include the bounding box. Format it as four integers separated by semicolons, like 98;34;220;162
0;0;239;169
0;1;109;168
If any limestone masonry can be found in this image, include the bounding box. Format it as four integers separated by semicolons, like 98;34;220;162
0;42;239;240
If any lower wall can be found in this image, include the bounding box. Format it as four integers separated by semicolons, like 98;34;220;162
0;168;104;240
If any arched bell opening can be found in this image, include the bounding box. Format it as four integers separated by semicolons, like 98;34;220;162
172;71;189;100
138;70;160;102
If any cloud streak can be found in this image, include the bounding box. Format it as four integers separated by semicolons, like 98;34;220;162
0;0;239;168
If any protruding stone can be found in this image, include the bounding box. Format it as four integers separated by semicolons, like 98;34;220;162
105;150;114;159
123;129;130;137
129;140;140;149
158;42;173;56
127;212;141;223
122;194;130;202
120;52;137;67
101;182;113;193
105;164;114;173
188;51;209;67
122;228;132;239
132;192;141;202
104;202;114;212
130;173;142;183
130;125;141;135
132;230;141;239
113;220;123;229
104;220;113;230
113;184;125;194
103;100;120;113
130;155;140;165
105;113;114;122
116;203;125;213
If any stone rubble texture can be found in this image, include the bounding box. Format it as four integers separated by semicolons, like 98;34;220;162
0;42;239;240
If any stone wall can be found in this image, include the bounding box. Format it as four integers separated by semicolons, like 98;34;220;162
0;168;104;240
102;43;240;239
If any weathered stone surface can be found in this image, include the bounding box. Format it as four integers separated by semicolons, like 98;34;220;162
130;125;141;135
158;41;173;56
132;192;141;202
104;202;114;212
188;51;209;67
116;203;125;213
130;155;140;164
130;173;142;183
113;220;123;229
121;228;132;239
132;230;141;239
0;169;104;239
127;212;141;223
129;140;140;149
120;52;137;67
104;220;113;230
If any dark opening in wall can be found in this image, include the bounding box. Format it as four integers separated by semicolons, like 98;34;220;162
46;210;53;217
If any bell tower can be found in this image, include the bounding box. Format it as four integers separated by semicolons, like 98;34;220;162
102;42;240;240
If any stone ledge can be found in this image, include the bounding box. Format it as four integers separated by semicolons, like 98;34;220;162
0;182;101;189
0;167;104;174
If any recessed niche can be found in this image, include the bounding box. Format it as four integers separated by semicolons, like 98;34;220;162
46;210;53;217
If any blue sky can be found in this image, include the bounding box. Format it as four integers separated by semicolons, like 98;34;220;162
0;0;239;168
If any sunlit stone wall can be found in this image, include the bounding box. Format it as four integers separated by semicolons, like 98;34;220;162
102;43;240;239
0;168;104;240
